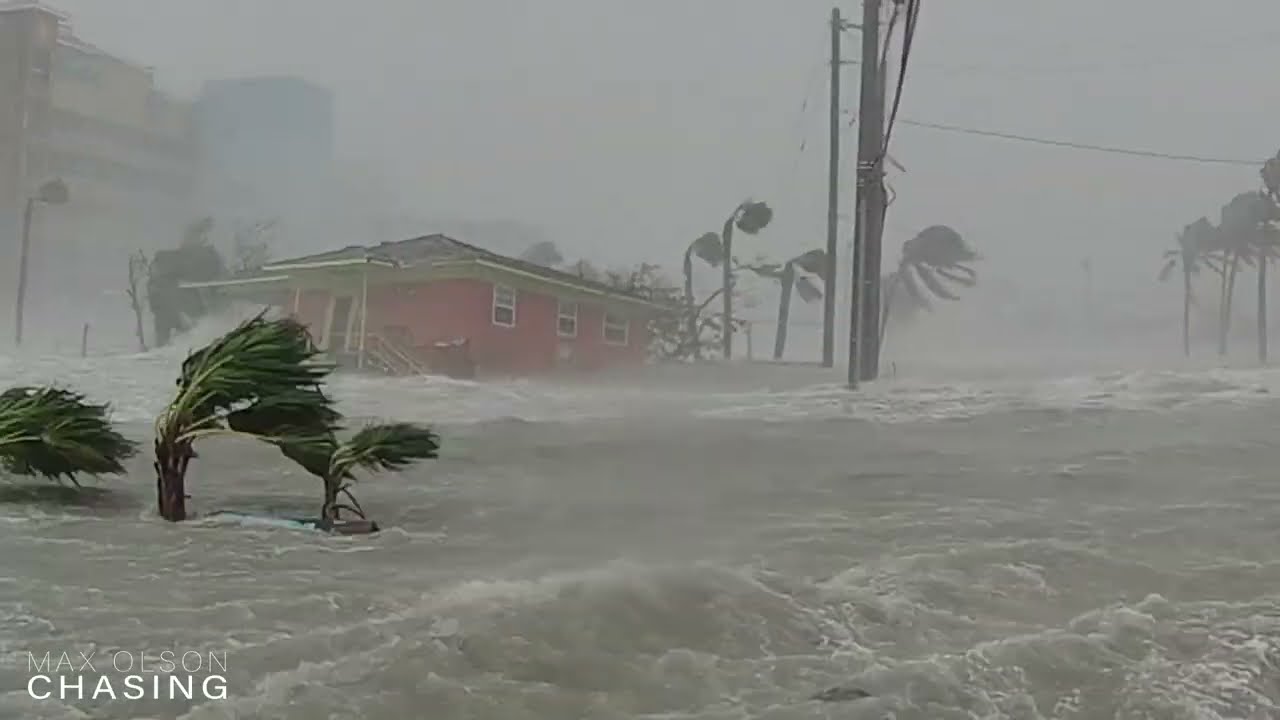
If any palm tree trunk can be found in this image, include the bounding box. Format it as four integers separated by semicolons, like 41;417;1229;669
720;216;736;360
1224;253;1241;355
153;438;191;522
1182;266;1191;358
773;262;795;360
879;272;901;347
321;481;339;523
1217;268;1226;356
1258;258;1268;364
1218;253;1238;356
682;247;698;359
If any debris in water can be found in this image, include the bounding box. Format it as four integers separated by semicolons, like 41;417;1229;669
811;684;872;702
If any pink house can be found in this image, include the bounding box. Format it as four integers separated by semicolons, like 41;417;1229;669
189;234;667;377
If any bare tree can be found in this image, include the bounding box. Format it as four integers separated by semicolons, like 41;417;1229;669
233;219;276;274
125;251;151;352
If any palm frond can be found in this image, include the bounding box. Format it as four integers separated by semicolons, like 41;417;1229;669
1158;257;1178;282
902;225;975;266
0;387;137;484
691;232;724;267
794;275;823;302
164;312;338;441
328;422;440;481
913;265;962;301
934;266;978;287
792;249;828;277
898;267;931;311
734;201;773;235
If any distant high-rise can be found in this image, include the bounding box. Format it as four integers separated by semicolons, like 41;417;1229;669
0;1;197;344
193;76;335;220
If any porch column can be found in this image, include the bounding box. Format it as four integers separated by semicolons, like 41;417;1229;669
357;265;369;369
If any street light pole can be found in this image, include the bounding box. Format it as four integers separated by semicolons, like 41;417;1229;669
13;178;69;347
14;197;36;347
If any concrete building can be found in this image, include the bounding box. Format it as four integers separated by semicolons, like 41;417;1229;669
0;1;197;346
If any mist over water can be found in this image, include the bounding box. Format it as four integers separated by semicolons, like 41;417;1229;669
0;310;1278;719
3;0;1280;716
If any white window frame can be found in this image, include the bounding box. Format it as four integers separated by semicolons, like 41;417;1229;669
602;311;629;346
557;300;578;338
492;284;516;327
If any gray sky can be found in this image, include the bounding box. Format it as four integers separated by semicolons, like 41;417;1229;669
53;0;1280;289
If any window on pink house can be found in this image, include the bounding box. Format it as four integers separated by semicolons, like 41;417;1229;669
492;285;516;327
603;311;629;346
557;301;578;338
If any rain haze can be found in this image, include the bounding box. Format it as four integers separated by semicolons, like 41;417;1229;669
2;1;1280;718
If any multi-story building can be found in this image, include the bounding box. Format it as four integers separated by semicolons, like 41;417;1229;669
0;1;196;345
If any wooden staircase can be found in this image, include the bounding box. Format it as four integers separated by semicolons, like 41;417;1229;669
364;329;432;376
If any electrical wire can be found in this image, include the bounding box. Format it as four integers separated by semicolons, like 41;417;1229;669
880;0;919;159
908;29;1280;78
897;118;1263;166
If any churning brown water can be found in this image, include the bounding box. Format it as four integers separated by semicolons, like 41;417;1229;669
1;349;1279;719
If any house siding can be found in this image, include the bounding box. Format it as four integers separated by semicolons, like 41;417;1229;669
290;277;651;376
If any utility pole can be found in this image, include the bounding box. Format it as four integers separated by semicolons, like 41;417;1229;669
860;36;889;382
822;7;846;368
848;0;885;386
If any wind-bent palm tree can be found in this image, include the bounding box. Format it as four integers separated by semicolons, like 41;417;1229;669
1159;217;1216;357
1214;192;1279;360
298;423;440;525
717;200;773;359
1262;153;1280;363
744;249;826;360
879;225;979;347
1264;152;1280;195
0;387;137;485
681;232;725;359
153;313;339;521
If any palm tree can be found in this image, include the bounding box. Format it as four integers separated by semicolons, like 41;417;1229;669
718;200;773;359
1159;217;1215;357
1263;151;1280;201
303;423;440;525
0;387;136;485
1262;153;1280;362
743;249;826;360
153;313;339;521
681;232;725;359
879;225;979;347
1214;192;1279;359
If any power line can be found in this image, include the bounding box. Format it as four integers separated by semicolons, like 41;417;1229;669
909;29;1280;77
898;118;1263;166
879;0;920;161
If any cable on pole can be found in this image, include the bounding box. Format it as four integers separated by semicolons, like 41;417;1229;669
897;118;1264;166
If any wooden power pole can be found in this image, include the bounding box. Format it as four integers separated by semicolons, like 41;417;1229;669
849;0;885;387
823;8;845;368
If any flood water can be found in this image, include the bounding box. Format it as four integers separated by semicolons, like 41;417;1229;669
1;348;1279;719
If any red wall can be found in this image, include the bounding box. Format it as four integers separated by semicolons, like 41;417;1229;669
291;279;651;376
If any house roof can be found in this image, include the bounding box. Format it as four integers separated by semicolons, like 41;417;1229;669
178;274;289;290
263;234;670;309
